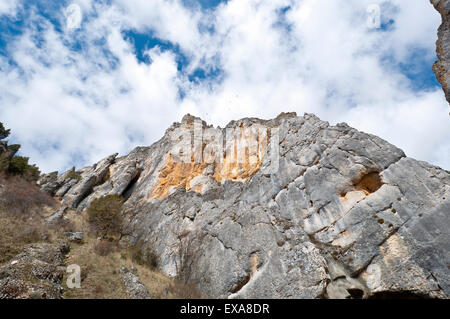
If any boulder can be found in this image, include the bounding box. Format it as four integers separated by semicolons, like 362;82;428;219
64;232;84;243
119;267;151;299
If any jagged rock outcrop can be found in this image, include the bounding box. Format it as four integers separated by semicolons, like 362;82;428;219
431;0;450;104
119;266;151;299
39;113;450;299
0;242;69;299
47;207;69;224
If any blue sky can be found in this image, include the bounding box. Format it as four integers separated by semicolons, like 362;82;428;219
0;0;448;172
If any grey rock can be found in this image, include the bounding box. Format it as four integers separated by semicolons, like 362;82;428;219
119;267;151;299
62;153;118;209
37;171;59;195
0;242;69;299
40;113;450;299
64;232;84;243
47;206;68;224
38;167;81;197
431;0;450;104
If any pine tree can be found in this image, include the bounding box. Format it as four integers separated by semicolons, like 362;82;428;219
0;122;11;140
0;121;40;181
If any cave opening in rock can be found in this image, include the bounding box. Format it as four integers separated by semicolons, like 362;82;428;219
347;288;364;299
123;169;142;200
230;272;251;294
355;172;383;194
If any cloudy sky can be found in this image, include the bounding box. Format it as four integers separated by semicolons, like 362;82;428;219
0;0;448;173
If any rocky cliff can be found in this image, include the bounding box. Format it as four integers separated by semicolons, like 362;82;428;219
432;0;450;104
39;112;450;299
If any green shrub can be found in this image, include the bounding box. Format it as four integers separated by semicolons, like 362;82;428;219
0;144;20;174
8;156;29;175
0;122;10;140
0;153;9;173
67;170;82;181
7;156;40;182
87;195;124;238
25;165;40;182
0;122;41;181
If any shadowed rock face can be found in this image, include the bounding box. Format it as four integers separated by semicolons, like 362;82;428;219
431;0;450;104
39;112;450;299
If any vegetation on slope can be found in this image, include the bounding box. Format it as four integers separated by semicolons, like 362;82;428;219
0;122;40;182
0;176;203;298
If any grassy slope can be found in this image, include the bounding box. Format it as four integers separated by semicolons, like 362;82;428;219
0;175;200;299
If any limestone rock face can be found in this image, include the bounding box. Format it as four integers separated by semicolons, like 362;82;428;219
40;113;450;299
431;0;450;104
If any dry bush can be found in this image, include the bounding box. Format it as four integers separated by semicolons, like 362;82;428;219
62;238;129;299
0;211;48;263
129;240;159;270
93;285;104;295
49;217;77;233
0;175;55;214
61;233;201;299
94;240;116;256
80;264;91;283
0;174;57;263
167;280;204;299
87;195;124;238
16;225;49;244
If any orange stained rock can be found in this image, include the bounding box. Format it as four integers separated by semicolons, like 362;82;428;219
250;253;259;276
109;165;115;176
149;126;270;199
150;155;208;199
355;172;383;194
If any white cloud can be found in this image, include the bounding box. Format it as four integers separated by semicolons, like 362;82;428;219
0;0;20;17
0;0;448;173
